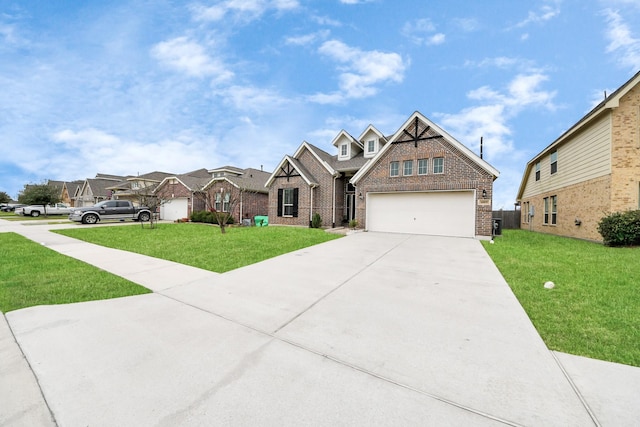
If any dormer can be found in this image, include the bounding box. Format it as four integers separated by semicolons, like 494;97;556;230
331;130;362;161
208;165;244;178
359;125;387;159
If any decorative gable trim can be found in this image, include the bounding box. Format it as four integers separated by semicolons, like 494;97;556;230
265;155;317;187
351;111;499;184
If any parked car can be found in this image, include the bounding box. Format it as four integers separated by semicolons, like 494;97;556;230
69;200;152;224
1;203;25;212
20;203;73;217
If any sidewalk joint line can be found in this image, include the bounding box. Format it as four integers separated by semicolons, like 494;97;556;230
550;351;601;427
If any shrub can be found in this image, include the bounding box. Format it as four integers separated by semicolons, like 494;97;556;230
311;213;322;228
190;210;235;225
597;210;640;246
349;219;358;229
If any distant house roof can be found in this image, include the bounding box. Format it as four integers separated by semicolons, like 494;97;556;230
204;167;271;193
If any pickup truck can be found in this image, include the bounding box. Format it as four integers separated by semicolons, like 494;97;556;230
19;203;73;217
69;200;152;224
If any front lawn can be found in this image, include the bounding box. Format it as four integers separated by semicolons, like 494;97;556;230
0;233;150;312
55;223;342;273
482;229;640;367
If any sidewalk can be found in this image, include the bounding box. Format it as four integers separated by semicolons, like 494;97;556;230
2;219;639;426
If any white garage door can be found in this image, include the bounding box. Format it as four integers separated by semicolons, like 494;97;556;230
367;191;475;237
160;198;189;221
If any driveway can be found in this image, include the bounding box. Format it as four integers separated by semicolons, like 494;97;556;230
3;224;638;426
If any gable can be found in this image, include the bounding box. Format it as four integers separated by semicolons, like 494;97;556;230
265;155;318;188
359;125;387;159
352;112;498;184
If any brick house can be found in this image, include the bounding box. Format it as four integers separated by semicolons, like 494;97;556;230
267;111;499;238
200;166;270;224
154;169;211;221
516;71;640;241
107;171;174;206
74;174;126;207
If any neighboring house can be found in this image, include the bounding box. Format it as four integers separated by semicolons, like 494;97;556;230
107;171;174;206
61;180;84;206
200;166;270;224
154;168;212;221
267;111;499;238
74;174;126;207
516;71;640;241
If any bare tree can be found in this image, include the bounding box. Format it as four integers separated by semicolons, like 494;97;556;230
135;186;162;229
196;185;240;234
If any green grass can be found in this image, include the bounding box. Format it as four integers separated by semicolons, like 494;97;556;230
0;233;150;312
482;229;640;367
54;223;342;273
0;211;71;222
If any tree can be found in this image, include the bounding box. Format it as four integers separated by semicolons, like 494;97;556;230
0;191;10;204
196;185;240;234
134;185;161;229
18;183;61;216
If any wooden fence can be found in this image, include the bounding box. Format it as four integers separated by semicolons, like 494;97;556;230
492;209;521;229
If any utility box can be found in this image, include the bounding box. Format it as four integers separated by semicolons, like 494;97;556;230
254;215;268;227
492;218;502;236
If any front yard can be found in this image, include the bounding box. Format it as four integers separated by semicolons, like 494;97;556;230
482;230;640;367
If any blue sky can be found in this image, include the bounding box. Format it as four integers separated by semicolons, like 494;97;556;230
1;0;639;208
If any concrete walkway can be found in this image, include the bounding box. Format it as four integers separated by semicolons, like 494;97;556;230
1;219;639;426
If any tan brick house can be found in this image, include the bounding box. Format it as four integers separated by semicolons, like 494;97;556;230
154;168;211;221
516;70;640;241
267;111;499;238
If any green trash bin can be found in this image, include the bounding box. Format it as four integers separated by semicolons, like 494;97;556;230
254;215;268;227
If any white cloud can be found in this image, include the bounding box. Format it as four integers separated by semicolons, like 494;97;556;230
435;73;557;159
151;36;233;80
49;128;218;180
402;19;445;46
310;39;407;103
190;0;299;23
453;18;479;32
217;85;291;112
285;30;330;46
602;9;640;70
514;1;561;28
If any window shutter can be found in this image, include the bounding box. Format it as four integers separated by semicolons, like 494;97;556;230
292;188;299;217
277;189;283;217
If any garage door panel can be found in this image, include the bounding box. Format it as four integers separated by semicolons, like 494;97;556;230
160;198;188;221
367;192;474;237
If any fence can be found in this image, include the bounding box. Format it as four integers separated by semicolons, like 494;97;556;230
492;209;521;229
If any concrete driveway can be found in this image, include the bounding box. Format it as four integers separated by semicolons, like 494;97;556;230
2;222;639;426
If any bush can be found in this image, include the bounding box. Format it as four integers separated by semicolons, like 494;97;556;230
311;213;322;228
597;210;640;246
190;210;235;225
349;219;358;229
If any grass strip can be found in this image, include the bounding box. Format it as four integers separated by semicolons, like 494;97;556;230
54;223;342;273
0;233;150;312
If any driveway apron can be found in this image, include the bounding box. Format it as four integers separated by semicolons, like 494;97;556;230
2;220;631;426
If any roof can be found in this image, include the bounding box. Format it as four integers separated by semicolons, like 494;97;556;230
265;155;319;187
351;111;499;184
516;70;640;200
208;165;244;175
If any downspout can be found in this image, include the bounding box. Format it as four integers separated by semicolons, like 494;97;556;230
309;185;314;228
239;190;243;224
332;175;337;228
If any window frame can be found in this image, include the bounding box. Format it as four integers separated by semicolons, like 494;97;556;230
214;193;221;211
543;197;549;224
418;158;428;175
433;157;444;174
283;188;294;217
340;143;348;157
551;195;557;225
403;160;413;176
367;139;376;153
550;151;558;175
535;161;541;181
390;161;399;177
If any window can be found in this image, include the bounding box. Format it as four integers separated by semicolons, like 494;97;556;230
550;151;558;175
223;192;230;212
214;193;221;211
390;161;399;177
340;144;348;157
543;196;557;225
417;159;428;175
433;157;444;174
403;160;413;176
277;188;298;217
522;201;529;223
535;162;541;181
367;140;375;153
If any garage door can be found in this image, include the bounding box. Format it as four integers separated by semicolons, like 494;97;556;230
367;191;475;237
160;198;189;221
